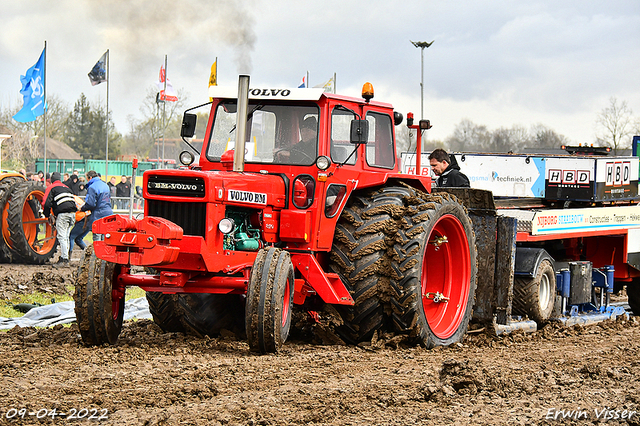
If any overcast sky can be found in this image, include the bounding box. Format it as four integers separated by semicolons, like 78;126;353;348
1;0;639;146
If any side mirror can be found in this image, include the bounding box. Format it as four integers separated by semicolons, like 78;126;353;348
394;111;404;126
350;119;369;145
180;113;197;138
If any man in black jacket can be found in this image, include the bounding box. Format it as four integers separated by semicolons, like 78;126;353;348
115;175;131;209
43;172;77;267
428;148;470;188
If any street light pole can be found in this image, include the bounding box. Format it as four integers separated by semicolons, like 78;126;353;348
410;40;434;120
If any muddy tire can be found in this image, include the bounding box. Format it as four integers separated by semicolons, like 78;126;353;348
246;247;294;353
628;279;640;316
146;292;185;333
0;179;23;262
179;293;245;337
74;245;125;345
7;181;57;264
328;187;408;344
513;260;556;324
390;191;477;348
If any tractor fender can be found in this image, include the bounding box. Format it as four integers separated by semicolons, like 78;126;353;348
514;247;555;278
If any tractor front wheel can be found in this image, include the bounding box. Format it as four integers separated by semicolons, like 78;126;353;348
390;192;477;347
74;245;125;345
246;247;294;353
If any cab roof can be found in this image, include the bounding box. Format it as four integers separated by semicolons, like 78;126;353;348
207;86;394;109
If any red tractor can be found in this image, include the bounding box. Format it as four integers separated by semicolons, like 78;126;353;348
74;76;477;353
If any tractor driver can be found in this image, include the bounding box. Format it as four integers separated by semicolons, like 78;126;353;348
276;116;318;164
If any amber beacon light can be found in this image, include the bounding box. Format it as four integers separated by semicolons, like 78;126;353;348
362;82;374;102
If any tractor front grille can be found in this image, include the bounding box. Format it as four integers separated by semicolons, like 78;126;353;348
147;199;206;237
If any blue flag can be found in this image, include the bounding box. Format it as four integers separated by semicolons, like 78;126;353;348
13;48;46;123
88;51;108;86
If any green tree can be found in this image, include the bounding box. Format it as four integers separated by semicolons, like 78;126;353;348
64;93;121;159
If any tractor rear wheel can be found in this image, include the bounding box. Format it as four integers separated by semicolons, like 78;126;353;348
179;293;245;337
513;260;556;324
146;292;185;333
246;247;294;353
628;279;640;316
0;179;23;262
390;191;477;348
74;245;125;345
7;181;57;264
328;187;409;343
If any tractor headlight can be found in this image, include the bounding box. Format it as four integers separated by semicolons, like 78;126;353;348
316;155;331;170
218;218;235;234
179;150;195;166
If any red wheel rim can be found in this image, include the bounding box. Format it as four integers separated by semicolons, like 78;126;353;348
22;191;57;255
281;277;291;327
421;214;471;339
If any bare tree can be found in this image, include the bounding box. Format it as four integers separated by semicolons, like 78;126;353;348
120;86;188;159
446;119;491;152
530;124;570;149
596;97;636;154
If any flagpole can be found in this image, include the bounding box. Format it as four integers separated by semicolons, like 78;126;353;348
333;72;336;94
43;41;47;183
105;49;110;180
306;71;309;88
162;54;167;168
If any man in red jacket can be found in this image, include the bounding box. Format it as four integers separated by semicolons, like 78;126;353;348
43;172;78;268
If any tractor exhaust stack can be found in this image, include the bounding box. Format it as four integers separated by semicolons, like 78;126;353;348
233;75;250;172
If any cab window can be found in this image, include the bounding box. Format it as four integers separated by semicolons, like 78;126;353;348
330;107;357;165
365;111;395;169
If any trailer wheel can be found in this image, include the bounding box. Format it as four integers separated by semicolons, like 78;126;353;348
7;181;57;264
74;245;125;345
246;247;294;353
0;179;23;262
628;279;640;316
179;293;245;338
146;292;185;333
390;192;477;347
328;187;409;344
513;260;556;323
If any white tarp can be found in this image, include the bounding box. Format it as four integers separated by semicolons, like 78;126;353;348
0;297;152;330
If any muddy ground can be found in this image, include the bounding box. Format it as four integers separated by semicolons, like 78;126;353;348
0;260;639;425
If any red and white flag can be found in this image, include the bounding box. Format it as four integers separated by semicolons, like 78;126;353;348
157;65;178;102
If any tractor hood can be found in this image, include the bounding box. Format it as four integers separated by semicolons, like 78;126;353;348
144;169;287;209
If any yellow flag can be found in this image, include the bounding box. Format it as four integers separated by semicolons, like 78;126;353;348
209;60;217;101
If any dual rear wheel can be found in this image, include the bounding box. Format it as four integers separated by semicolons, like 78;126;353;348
330;186;477;347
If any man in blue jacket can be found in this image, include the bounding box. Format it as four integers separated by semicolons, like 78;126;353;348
73;170;114;245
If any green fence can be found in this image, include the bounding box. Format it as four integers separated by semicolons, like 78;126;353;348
35;159;158;179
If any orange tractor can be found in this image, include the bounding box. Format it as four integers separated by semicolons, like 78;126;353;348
0;173;57;264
